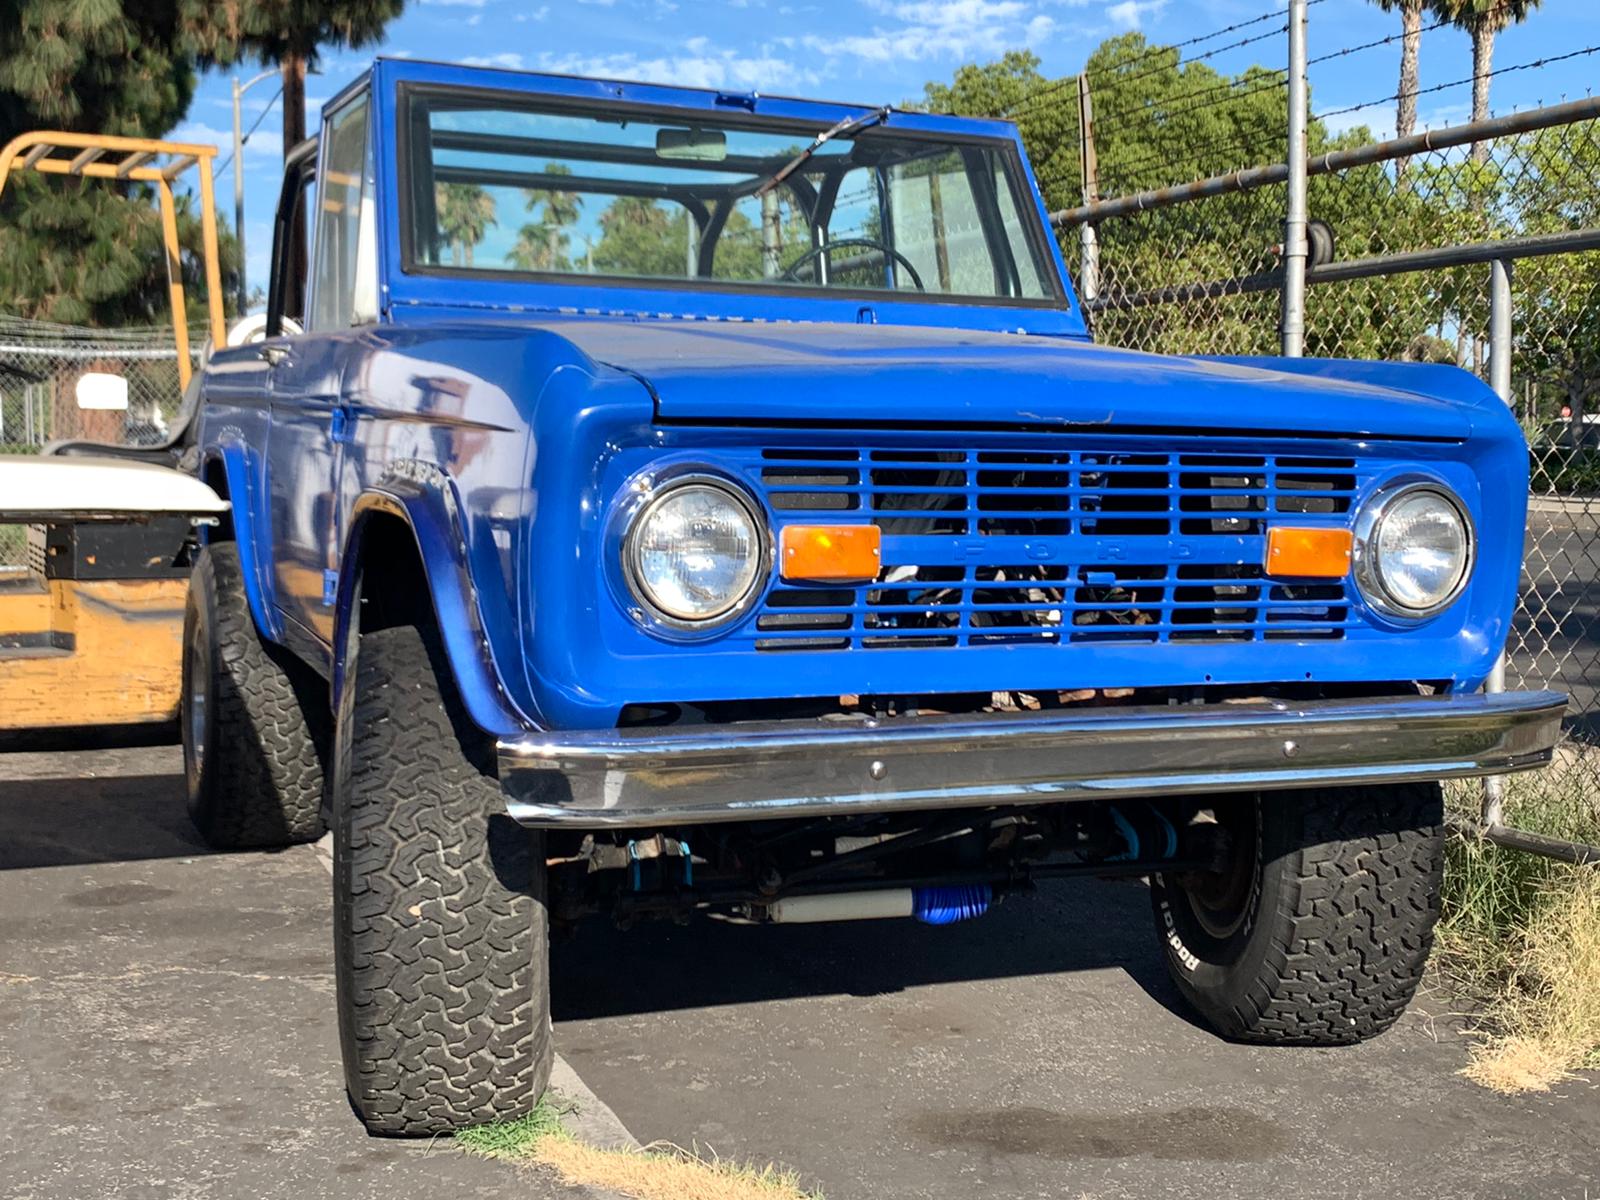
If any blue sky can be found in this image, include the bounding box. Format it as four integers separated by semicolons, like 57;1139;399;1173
166;0;1600;296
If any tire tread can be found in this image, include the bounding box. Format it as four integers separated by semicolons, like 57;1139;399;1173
186;543;325;848
336;622;550;1136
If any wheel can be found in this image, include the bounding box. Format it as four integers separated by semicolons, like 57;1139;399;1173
1150;782;1444;1044
334;621;552;1136
181;542;327;849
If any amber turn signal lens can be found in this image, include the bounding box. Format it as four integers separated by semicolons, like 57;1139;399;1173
1264;526;1354;578
779;524;882;581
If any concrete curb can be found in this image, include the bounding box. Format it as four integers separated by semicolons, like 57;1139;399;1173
550;1057;642;1151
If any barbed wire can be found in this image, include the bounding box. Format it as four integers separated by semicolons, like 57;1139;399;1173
1010;0;1519;152
1311;41;1600;125
1002;21;1289;124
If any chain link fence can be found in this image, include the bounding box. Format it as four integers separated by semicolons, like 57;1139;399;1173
0;316;192;566
1056;100;1600;833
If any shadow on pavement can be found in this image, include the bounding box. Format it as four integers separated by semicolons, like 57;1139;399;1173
2;740;1199;1035
0;722;178;754
0;769;212;869
551;875;1200;1031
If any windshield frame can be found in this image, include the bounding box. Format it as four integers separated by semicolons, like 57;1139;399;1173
394;81;1069;311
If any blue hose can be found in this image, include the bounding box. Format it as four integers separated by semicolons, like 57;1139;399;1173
912;884;992;925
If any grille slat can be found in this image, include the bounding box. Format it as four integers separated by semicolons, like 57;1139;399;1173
749;442;1367;652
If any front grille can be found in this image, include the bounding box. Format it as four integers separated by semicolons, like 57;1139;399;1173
749;444;1362;651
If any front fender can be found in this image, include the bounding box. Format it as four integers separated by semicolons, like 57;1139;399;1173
335;467;530;740
200;442;279;642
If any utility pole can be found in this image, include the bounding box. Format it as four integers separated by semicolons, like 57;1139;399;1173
231;69;283;317
1281;0;1310;357
761;190;782;278
1076;74;1100;305
232;76;245;316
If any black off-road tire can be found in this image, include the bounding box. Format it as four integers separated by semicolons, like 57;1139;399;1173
181;542;328;849
1150;783;1445;1045
334;621;551;1136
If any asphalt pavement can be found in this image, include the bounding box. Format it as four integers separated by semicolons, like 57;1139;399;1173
4;741;1598;1199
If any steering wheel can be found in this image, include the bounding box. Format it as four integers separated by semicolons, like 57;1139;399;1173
781;238;926;291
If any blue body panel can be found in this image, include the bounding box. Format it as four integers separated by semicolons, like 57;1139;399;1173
193;58;1532;740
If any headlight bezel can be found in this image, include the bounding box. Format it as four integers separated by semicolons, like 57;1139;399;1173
1353;479;1475;623
618;469;771;636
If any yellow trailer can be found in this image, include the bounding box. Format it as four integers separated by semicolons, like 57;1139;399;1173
0;131;227;731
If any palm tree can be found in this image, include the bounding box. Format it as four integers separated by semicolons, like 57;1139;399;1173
513;164;580;272
1371;0;1428;185
1433;0;1544;159
434;183;496;266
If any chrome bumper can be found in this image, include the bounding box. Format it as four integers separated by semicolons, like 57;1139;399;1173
497;691;1566;829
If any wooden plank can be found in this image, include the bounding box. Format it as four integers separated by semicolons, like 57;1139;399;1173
0;579;187;729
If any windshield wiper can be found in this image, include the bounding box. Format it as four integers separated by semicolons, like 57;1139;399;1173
753;105;893;198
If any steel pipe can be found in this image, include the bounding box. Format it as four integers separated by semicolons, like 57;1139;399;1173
1280;0;1309;357
1051;94;1600;229
1088;226;1600;313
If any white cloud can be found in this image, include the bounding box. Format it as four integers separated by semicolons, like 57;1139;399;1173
1105;0;1165;30
422;0;487;7
171;121;284;162
538;39;817;90
513;5;550;19
1318;100;1393;140
796;0;1058;66
462;52;527;69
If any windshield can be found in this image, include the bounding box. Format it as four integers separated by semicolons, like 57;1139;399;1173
403;90;1058;303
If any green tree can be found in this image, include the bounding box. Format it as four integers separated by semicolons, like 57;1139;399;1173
920;34;1438;360
435;182;496;266
0;1;241;325
591;196;691;279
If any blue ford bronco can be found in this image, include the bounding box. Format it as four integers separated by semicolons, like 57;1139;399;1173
182;57;1564;1135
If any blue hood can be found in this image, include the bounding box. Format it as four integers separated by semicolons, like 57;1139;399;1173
502;317;1481;442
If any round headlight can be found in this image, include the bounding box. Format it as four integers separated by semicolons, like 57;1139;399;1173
625;479;765;627
1356;484;1473;619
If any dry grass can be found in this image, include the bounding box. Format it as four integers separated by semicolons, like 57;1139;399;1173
457;1100;821;1200
1439;765;1600;1093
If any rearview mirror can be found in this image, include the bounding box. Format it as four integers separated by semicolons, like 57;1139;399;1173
75;372;128;411
656;127;727;162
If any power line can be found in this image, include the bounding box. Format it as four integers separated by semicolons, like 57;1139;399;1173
214;85;284;181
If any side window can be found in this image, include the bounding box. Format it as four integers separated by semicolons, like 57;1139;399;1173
268;156;315;333
308;95;375;331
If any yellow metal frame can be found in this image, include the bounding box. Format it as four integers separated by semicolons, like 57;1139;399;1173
0;130;227;388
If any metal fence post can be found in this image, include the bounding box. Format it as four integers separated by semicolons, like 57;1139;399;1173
1077;74;1101;304
1483;256;1515;827
1280;0;1309;357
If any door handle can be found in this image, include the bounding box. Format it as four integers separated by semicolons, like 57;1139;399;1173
258;344;290;367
